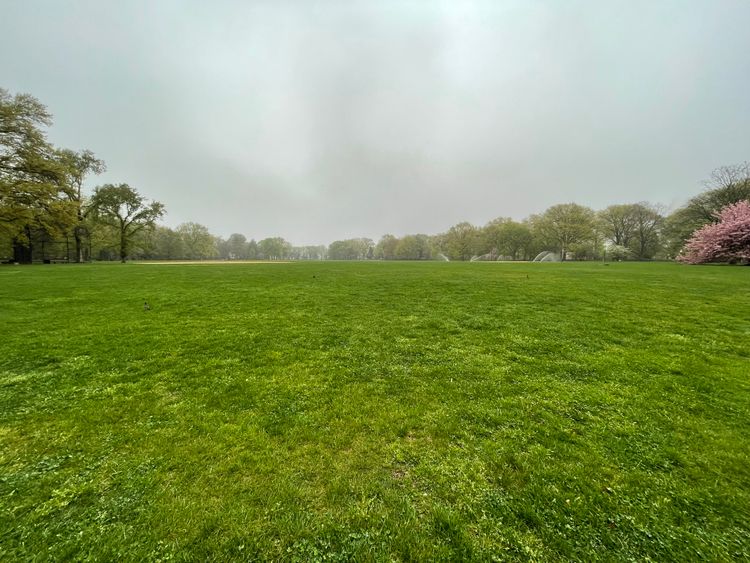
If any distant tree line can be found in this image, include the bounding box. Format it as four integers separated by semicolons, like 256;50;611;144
126;227;326;262
329;169;749;262
2;88;748;264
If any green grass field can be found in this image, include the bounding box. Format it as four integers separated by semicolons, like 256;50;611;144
1;261;748;561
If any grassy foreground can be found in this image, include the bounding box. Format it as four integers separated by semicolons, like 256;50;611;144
0;261;748;561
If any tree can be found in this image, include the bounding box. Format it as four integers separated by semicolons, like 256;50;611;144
329;239;357;260
598;202;663;259
226;233;248;260
57;148;106;262
246;238;258;260
291;245;326;260
607;244;631;261
375;234;399;260
358;238;374;259
327;240;351;260
530;203;596;260
394;234;435;259
483;218;534;260
258;237;291;260
176;222;217;260
677;200;750;264
664;163;750;256
327;238;373;260
441;222;481;261
150;225;184;259
90;184;165;262
0;88;74;262
598;204;639;248
701;163;750;216
630;203;664;259
480;218;503;258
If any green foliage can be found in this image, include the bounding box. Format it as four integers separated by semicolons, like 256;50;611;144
481;218;534;260
598;204;640;248
1;262;748;560
55;149;106;262
441;221;482;260
176;222;217;260
375;234;399;260
629;203;663;259
258;236;292;260
0;89;75;256
144;225;186;260
394;234;434;260
530;203;596;260
225;233;248;260
90;184;165;262
372;235;437;260
664;163;750;256
246;238;259;260
327;238;373;260
288;244;326;260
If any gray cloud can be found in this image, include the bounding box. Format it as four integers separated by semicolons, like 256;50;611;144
2;0;749;244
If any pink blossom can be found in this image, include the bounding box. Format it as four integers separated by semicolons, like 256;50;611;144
678;200;750;264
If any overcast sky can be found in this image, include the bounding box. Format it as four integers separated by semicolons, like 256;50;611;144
2;1;749;245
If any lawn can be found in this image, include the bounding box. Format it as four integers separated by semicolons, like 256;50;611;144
0;261;748;561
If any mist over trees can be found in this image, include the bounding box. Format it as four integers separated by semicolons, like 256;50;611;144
2;88;748;264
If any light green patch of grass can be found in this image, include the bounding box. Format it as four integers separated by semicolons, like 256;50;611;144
0;261;748;561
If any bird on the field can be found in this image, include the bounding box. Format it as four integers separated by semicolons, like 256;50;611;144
144;301;151;311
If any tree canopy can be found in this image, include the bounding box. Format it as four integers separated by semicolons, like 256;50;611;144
90;184;165;262
57;148;106;262
0;89;74;260
678;201;750;264
664;163;750;256
530;203;596;261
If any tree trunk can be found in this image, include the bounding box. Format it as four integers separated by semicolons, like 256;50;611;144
12;239;32;263
13;226;34;263
75;191;84;263
120;224;128;263
74;228;83;263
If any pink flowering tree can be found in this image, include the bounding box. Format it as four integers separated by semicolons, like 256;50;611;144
677;200;750;264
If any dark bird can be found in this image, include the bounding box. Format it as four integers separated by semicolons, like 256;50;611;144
144;301;151;311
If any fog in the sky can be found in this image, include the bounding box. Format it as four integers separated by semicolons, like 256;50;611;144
2;1;749;244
